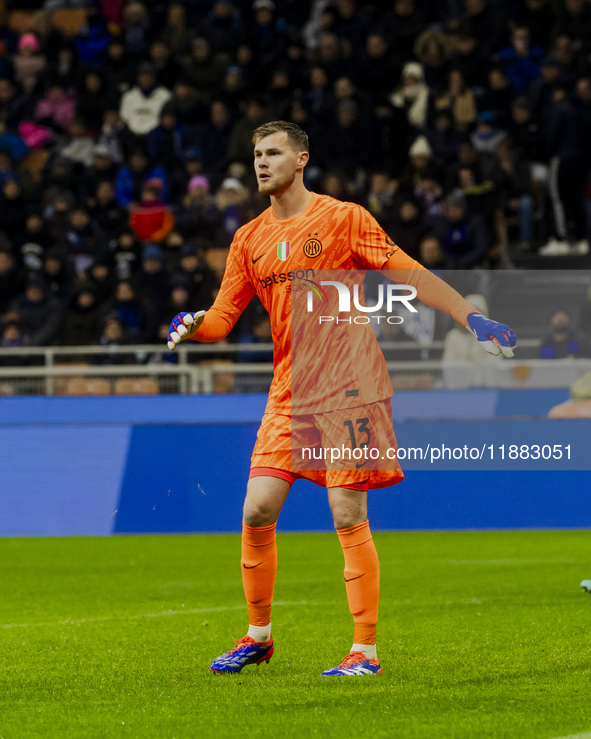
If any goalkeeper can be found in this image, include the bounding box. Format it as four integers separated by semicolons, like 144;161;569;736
168;121;516;677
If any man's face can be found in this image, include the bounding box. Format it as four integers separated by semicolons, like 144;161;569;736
253;132;308;196
71;211;89;230
551;311;570;331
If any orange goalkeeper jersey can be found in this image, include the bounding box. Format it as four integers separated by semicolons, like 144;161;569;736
193;192;475;414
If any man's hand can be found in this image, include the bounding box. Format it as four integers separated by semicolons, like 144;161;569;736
167;311;206;351
466;312;517;358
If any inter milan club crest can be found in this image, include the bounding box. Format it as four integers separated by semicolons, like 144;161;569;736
303;236;322;258
277;241;290;260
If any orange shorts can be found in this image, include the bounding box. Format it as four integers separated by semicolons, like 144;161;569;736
250;399;404;490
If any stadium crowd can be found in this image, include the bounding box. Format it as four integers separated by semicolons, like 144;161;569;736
1;0;591;352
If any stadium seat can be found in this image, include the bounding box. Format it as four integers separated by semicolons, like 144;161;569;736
8;10;35;33
64;377;111;396
114;378;159;395
52;9;86;36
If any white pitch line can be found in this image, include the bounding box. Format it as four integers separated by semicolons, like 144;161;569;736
551;732;591;739
0;600;317;630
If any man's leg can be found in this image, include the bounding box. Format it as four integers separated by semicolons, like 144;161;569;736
241;475;291;640
211;474;290;673
322;486;382;676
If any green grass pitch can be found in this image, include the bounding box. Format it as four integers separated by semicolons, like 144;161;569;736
1;530;591;739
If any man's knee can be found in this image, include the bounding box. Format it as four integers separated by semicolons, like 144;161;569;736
243;476;290;526
243;496;279;527
329;487;368;529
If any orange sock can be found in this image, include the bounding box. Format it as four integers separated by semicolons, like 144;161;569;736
337;519;379;645
241;521;277;627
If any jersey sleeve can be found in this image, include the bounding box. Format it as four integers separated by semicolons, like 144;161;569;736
349;204;400;270
383;250;478;327
191;233;256;343
349;204;477;326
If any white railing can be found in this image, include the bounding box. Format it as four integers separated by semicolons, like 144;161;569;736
0;339;581;396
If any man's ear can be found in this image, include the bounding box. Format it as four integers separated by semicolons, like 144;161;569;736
297;150;310;169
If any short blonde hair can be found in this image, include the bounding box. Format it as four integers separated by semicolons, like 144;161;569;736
252;121;309;152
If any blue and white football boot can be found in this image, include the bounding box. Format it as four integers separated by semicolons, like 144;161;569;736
210;635;274;674
321;651;382;676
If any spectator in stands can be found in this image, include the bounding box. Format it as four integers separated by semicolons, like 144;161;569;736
79;147;116;205
497;25;544;93
541;308;584;359
148;40;182;93
389;197;429;261
105;279;147;343
178;175;220;242
418;234;448;269
114;147;168;208
88;258;116;306
7;274;62;346
58;116;95;169
366;171;399;234
129;180;175;243
34;79;75;134
122;2;152;60
146;103;187;171
413;28;450;90
542;77;591;256
135;243;171;327
470;111;507;155
76;70;114;134
479;67;515;129
401;135;439;192
90;180;128;240
414;168;445;223
119;63;172;138
358;32;400;103
433;68;477;132
448;28;489;88
382;0;425;64
551;0;591;57
0;179;28;243
510;0;555;51
199;100;233;175
159;3;192;61
97;109;132;164
201;0;243;57
13;33;46;96
74;8;111;65
0;319;25;359
425;109;463;168
215;177;252;245
491;138;535;251
180;37;228;97
0;247;25;316
103;37;134;97
94;312;135;364
433;192;489;268
42;247;74;306
64;205;109;278
390;61;429;130
58;283;102;346
227;97;268;165
0;78;31;132
462;0;508;57
111;228;141;280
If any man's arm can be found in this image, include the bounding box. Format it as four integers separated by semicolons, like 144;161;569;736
383;249;516;357
168;235;256;350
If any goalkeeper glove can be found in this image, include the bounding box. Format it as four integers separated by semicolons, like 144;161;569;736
466;312;517;358
167;310;205;351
